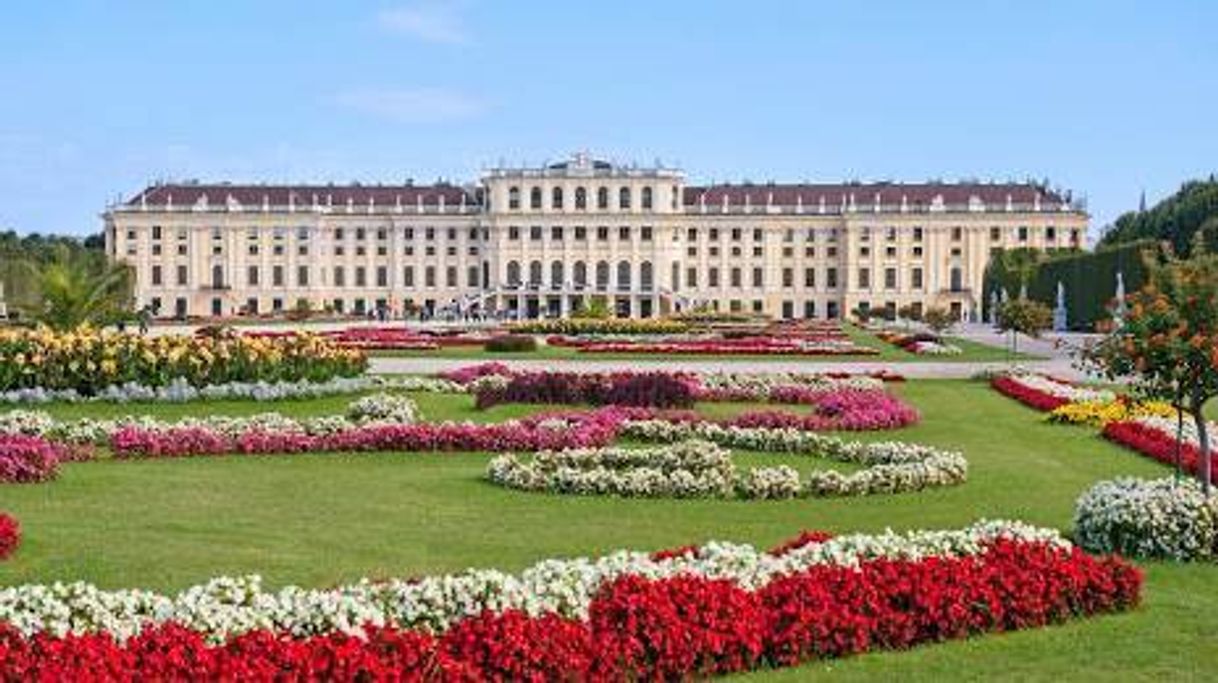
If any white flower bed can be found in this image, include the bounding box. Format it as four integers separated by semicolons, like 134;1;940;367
696;371;883;396
1074;477;1218;561
0;375;462;405
1006;372;1115;404
0;520;1067;641
0;394;422;445
910;341;962;355
621;420;967;496
488;440;735;498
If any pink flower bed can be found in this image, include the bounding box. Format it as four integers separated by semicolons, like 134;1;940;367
0;435;65;483
475;371;698;410
110;410;628;459
247;328;494;351
990;375;1071;412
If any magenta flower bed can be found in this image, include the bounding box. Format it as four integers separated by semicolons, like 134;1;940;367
475;371;699;410
0;435;64;483
110;410;630;459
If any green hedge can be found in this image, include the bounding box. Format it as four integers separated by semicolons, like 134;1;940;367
983;241;1159;330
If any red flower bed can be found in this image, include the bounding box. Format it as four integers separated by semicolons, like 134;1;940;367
1102;420;1216;484
0;435;64;483
0;538;1141;680
0;513;19;560
246;327;494;351
990;376;1070;412
768;530;834;556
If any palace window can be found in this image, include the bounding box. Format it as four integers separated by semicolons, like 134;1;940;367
619;187;631;210
641;186;653;210
597;187;609;210
508;186;520;210
530;187;542;209
575;187;587;210
552;187;563;210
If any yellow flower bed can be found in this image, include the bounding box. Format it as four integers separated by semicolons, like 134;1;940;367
1047;399;1177;427
0;326;367;394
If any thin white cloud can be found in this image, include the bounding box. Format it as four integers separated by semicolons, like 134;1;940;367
377;2;469;44
332;87;484;123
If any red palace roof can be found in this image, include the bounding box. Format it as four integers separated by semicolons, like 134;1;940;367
127;183;476;208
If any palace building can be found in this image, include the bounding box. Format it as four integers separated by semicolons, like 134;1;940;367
104;153;1088;321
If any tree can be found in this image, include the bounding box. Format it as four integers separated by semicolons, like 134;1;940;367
1081;243;1218;493
1100;176;1218;255
21;245;133;330
579;296;612;320
996;298;1051;356
922;307;956;335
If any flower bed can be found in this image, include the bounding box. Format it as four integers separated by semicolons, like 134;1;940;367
0;521;1141;679
1101;416;1218;485
512;318;690;335
619;421;965;496
0;513;18;560
550;335;878;356
0;327;366;395
109;410;624;459
1075;477;1218;560
990;373;1115;412
1048;398;1176;427
475;371;698;409
875;330;962;355
488;440;737;498
0;435;64;483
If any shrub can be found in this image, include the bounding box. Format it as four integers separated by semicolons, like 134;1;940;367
1074;477;1218;560
0;435;62;483
0;513;19;560
484;334;538;352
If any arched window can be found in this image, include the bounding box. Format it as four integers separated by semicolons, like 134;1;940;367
641;186;653;210
574;261;588;287
529;260;543;286
506;261;521;286
508;186;520;210
619;187;632;210
617;260;632;290
597;187;609;210
575;187;587;210
595;261;610;290
551;186;563;210
640;261;654;290
550;260;564;288
529;187;542;210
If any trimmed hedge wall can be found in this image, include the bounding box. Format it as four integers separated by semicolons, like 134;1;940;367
983;241;1159;330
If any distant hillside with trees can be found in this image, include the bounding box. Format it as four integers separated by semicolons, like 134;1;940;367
1099;176;1218;255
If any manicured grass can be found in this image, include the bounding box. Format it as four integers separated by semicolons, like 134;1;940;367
1;382;1212;679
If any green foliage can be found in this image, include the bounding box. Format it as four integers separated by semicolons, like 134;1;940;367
0;230;108;315
1100;176;1218;255
577;297;612;320
921;307;955;334
996;298;1052;338
484;334;538;352
21;245;134;330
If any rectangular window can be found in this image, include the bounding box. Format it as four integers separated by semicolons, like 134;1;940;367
574;226;587;240
752;267;764;288
782;268;794;288
376;266;388;287
355;267;367;287
709;228;719;241
858;267;870;289
708;267;720;287
508;226;520;240
1018;226;1029;241
640;226;653;241
619;226;630;241
804;268;815;288
804;300;816;319
334;267;345;287
425;266;436;287
913;227;924;242
911;267;923;290
446;267;457;287
884;267;897;290
826;268;838;288
730;267;742;287
297;266;309;287
273;265;284;287
247;266;259;287
686;267;698;288
530;226;542;240
551;226;564;241
952;227;963;241
151;265;162;286
597;226;609;241
177;265;188;286
731;228;742;242
753;228;763;242
403;266;414;287
467;266;479;287
687;228;698;241
991;227;1002;241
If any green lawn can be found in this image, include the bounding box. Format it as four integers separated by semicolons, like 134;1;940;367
371;326;1037;363
0;382;1212;679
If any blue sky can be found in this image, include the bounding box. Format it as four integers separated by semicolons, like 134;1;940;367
2;1;1215;238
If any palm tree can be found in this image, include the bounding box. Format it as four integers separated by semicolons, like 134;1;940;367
23;246;134;330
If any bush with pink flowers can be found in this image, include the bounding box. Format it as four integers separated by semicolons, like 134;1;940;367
0;513;19;560
0;435;63;483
